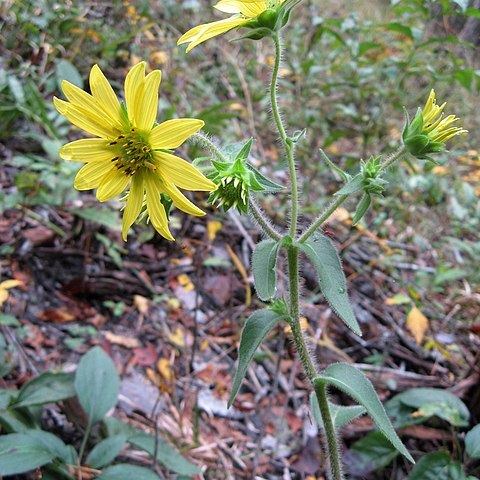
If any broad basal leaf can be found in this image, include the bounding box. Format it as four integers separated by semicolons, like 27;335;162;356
74;346;120;424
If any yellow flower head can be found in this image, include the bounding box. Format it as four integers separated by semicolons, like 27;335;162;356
178;0;286;52
54;62;216;241
402;89;467;160
421;89;468;143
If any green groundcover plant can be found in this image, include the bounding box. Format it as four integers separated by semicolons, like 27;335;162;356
1;0;473;479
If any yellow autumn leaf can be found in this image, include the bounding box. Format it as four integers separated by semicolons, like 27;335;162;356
407;307;429;344
157;358;173;382
133;294;149;314
168;328;185;348
177;274;194;292
207;220;222;241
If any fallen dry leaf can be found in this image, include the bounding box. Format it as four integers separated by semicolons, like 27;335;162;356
38;306;76;323
104;331;141;349
133;294;149;314
407;307;429;344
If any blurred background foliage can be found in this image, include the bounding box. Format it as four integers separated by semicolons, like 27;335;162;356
0;0;478;298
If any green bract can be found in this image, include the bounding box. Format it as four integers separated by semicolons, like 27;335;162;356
208;138;283;213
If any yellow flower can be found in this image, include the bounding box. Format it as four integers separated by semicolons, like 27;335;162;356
54;62;216;241
178;0;285;52
402;89;467;160
421;89;468;143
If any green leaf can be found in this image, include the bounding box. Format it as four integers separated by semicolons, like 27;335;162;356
86;435;128;469
387;388;470;428
0;431;68;475
352;193;371;226
95;464;160;480
14;372;76;408
335;174;363;195
129;433;200;476
313;363;414;463
465;425;480;459
310;392;366;430
345;432;399;476
407;451;464;480
56;59;83;89
74;347;120;424
252;240;280;301
0;313;20;326
297;236;361;336
246;164;284;192
228;310;287;408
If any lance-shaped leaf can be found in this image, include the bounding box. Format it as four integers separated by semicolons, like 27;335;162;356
228;310;287;408
252;240;281;301
310;392;366;430
297;236;361;336
335;174;364;196
313;363;414;463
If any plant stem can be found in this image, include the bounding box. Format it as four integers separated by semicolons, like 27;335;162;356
315;382;344;480
287;246;316;379
249;197;282;241
270;33;299;237
78;417;93;463
287;245;344;479
299;145;407;243
191;132;228;163
299;194;349;243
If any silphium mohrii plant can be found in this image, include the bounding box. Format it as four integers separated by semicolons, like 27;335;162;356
55;1;467;478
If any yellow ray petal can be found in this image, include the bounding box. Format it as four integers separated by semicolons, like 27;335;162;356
74;161;113;190
154;152;216;191
125;62;146;127
163;183;205;216
214;0;242;13
96;168;130;202
149;119;204;149
135;70;161;131
54;97;116;139
144;173;175;240
60;139;113;162
234;0;266;17
178;17;249;52
89;65;123;128
122;170;145;241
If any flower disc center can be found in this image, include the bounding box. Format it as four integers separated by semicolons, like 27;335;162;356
110;128;155;176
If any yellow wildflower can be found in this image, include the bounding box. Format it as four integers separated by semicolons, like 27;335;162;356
402;89;467;160
54;62;216;241
178;0;286;52
421;89;468;143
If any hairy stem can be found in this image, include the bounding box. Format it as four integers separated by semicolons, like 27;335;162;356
287;246;344;479
299;145;407;242
315;382;344;480
271;33;299;237
249;197;282;241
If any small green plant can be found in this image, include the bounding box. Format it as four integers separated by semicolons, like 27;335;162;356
0;346;199;479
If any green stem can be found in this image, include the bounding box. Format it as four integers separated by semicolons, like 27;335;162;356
287;246;315;379
287;246;343;479
299;145;407;243
299;194;348;243
315;383;344;480
191;132;228;163
270;33;298;237
78;417;93;463
249;197;282;241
